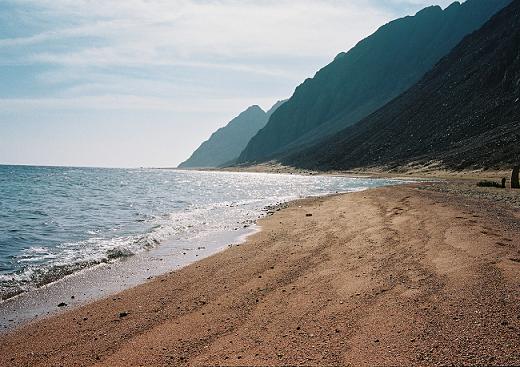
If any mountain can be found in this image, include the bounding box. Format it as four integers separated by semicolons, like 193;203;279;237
282;0;520;171
237;0;511;164
265;100;287;118
178;101;285;168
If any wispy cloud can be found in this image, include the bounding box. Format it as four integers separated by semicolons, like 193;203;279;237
2;0;453;93
0;0;455;166
3;1;394;66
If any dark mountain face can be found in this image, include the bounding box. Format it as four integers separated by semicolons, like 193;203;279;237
266;100;287;118
178;101;285;169
282;0;520;171
237;0;511;164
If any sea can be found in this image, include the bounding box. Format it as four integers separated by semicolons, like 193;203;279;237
0;165;405;301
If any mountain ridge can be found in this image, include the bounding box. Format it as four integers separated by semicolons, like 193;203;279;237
179;101;285;168
281;0;520;171
237;0;512;164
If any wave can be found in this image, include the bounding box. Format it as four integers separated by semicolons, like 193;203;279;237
0;225;177;300
0;198;275;300
0;168;407;301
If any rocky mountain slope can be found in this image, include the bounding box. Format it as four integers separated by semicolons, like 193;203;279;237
237;0;511;164
282;0;520;171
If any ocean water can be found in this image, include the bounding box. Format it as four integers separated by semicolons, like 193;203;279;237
0;165;404;300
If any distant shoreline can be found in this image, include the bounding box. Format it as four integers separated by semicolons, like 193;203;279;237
180;162;513;182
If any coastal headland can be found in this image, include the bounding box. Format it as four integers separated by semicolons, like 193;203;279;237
0;179;519;366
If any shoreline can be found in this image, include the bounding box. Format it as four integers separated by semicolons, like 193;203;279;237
0;225;258;332
183;162;514;181
1;180;518;366
1;173;404;331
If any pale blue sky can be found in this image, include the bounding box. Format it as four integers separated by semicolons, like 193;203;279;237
0;0;454;167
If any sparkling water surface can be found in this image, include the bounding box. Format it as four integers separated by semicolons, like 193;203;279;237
0;165;404;299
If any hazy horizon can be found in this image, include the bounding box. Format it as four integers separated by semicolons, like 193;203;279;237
1;0;455;168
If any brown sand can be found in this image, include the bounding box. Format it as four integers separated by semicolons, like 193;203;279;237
1;183;519;366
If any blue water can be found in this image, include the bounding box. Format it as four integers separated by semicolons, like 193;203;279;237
0;165;405;299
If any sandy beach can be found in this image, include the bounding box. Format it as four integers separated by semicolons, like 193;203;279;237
1;180;519;366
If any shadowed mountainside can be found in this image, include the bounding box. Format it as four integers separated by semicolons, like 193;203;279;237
282;0;520;171
237;0;511;164
179;101;285;168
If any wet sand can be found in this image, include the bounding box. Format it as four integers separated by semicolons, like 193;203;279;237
0;182;519;366
0;227;256;331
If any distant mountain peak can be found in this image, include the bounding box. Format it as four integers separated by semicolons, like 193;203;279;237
446;1;462;10
267;100;287;117
334;52;347;61
178;100;286;169
245;105;264;113
415;5;442;16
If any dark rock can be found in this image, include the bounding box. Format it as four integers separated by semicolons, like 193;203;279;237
282;0;520;172
119;311;129;318
512;166;520;188
57;302;67;307
237;0;510;164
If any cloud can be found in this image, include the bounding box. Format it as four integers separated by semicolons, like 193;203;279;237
0;0;457;166
0;94;276;113
3;1;392;65
1;0;406;112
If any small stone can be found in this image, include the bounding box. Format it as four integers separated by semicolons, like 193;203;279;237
119;311;129;318
306;213;313;217
57;302;67;307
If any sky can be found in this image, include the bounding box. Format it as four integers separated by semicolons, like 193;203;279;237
0;0;455;168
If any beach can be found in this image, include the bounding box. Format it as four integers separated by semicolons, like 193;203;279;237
1;180;519;366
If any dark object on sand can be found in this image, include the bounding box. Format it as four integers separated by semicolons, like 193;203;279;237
306;213;313;217
502;178;507;188
512;166;520;189
477;181;503;188
57;302;67;307
119;311;129;318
